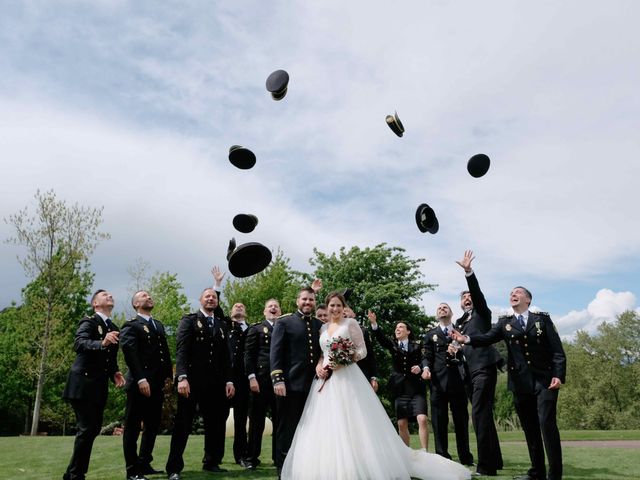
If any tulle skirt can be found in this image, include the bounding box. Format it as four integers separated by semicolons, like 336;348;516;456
281;363;471;480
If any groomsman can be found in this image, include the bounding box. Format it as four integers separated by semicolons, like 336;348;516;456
452;287;566;480
120;290;173;480
270;287;323;477
165;274;235;480
62;289;125;480
422;303;473;465
454;251;503;476
244;298;281;469
226;302;251;466
369;312;429;450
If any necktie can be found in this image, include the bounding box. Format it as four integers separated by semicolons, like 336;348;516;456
207;316;214;328
444;326;449;336
517;314;525;329
105;318;113;330
148;317;157;331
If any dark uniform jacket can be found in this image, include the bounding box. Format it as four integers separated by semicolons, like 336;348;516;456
62;313;120;404
423;326;465;393
469;312;566;394
120;315;172;391
175;310;232;386
455;273;503;373
357;326;379;381
270;311;322;393
372;326;425;397
245;320;274;386
227;321;249;380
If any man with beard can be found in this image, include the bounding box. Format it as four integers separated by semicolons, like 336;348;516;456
270;287;323;478
63;289;126;480
454;250;503;476
165;273;235;480
226;302;251;467
422;303;473;466
452;287;566;480
243;298;281;469
121;290;173;480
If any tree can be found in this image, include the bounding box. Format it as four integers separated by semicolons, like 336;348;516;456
558;310;640;429
4;190;109;435
221;250;307;321
310;243;435;329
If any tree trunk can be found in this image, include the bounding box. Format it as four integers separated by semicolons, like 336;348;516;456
30;310;51;436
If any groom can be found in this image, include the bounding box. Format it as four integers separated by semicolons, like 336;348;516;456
270;287;323;477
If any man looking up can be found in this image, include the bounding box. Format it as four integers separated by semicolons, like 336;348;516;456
244;298;282;469
422;303;473;465
454;250;503;476
63;289;125;480
121;290;173;480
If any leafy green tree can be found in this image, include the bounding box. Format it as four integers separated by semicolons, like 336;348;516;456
558;310;640;429
310;243;435;329
4;189;109;435
221;250;307;322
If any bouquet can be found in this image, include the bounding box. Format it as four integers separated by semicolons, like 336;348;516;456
318;336;356;392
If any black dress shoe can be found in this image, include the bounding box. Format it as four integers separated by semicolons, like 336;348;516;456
167;474;181;480
475;469;497;476
239;459;254;469
127;476;149;480
202;465;228;473
140;465;164;475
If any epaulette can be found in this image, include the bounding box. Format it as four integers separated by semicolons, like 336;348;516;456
278;313;292;318
534;311;551;318
127;317;136;322
499;314;514;320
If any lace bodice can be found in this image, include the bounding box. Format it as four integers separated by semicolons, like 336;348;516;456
320;317;367;367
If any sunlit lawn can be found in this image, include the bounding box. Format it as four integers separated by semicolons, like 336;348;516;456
1;430;638;480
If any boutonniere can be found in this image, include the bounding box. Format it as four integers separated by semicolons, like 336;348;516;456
535;321;542;336
432;334;438;342
98;324;103;335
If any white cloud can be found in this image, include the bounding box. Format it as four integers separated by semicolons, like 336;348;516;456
554;289;639;338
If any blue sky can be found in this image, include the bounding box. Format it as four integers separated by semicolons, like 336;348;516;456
1;1;639;337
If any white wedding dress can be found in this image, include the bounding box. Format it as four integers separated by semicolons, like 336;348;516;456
281;317;471;480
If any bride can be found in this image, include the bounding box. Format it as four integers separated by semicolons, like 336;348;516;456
281;291;471;480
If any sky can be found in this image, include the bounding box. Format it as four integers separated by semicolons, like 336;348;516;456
1;1;639;338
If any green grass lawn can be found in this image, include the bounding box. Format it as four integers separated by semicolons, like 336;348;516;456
1;431;638;480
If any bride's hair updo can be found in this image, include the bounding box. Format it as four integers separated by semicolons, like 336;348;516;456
324;291;347;307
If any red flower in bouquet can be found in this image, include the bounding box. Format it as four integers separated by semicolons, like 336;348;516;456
318;336;356;392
